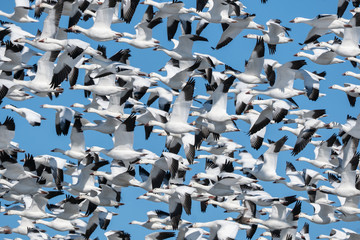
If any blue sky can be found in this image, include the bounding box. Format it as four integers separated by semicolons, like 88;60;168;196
1;0;360;239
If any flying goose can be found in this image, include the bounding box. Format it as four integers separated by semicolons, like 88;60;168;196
215;14;264;49
290;14;350;44
244;135;289;182
147;78;198;134
40;104;78;136
68;0;123;41
224;37;267;84
0;0;38;23
154;34;208;61
243;19;293;54
2;104;45;126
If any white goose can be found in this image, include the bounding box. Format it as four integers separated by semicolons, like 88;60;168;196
2;104;45;127
154;34;208;61
88;114;148;163
294;47;345;65
147;79;198;134
317;13;360;57
296;134;338;169
40;104;78;136
68;0;123;41
0;0;38;23
343;70;360;80
215;14;264;49
289;14;350;44
224;37;267;84
246;60;307;99
243;19;293;54
51;116;86;161
244;135;289;182
188;0;237;24
12;52;64;96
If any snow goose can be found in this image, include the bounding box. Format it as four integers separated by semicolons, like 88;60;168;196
206;195;247;213
298;203;339;224
37;38;101;89
70;73;127;96
294;46;345;65
224;37;267;84
147;78;198;134
68;0;123;41
0;116;23;154
0;0;38;23
149;58;201;90
4;192;62;219
319;153;360;198
0;151;37;180
190;219;250;240
244;135;289;182
0;41;33;72
12;52;64;96
289;14;350;44
233;109;266;150
65;159;109;195
47;195;86;220
0;20;35;42
14;0;64;51
34;218;82;232
51;116;86;161
317;14;360;57
290;117;333;156
116;20;160;49
88;114;148;163
2;104;45;126
133;105;169;139
243;19;293;54
247;201;301;231
146;86;175;112
243;189;297;207
329;83;360;107
343;70;360;80
129;219;169;230
10;217;38;235
40;104;78;136
274;162;323;191
296;134;338;169
151;185;196;229
248;98;296;134
79;184;124;208
215;14;264;49
91;163;140;187
246;60;307;99
81;115;121;135
296;69;326;101
140;0;187;27
199;76;237;123
188;0;237;24
154;34;208;61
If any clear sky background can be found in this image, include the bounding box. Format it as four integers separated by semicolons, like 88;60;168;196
1;0;360;239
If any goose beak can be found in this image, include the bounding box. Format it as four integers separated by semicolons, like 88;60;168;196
294;53;298;56
289;19;295;23
344;24;352;28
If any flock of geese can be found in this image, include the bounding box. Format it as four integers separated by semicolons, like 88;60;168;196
2;0;360;239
